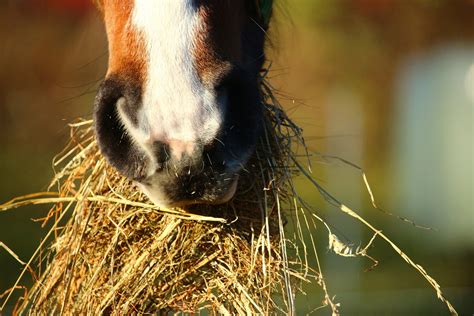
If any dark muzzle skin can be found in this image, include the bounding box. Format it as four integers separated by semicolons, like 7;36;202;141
94;69;263;207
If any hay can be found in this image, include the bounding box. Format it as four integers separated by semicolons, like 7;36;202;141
0;77;314;314
0;76;458;315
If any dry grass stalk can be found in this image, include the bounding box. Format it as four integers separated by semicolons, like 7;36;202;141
0;77;458;315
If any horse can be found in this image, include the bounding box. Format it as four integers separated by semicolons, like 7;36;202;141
93;0;273;207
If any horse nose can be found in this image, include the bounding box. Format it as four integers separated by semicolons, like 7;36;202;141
94;77;213;181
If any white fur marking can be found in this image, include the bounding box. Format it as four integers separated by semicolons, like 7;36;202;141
129;0;223;171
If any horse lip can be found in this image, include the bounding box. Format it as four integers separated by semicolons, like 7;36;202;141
208;175;239;205
171;175;240;207
137;174;240;208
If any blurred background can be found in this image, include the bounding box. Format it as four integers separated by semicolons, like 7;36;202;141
0;0;472;314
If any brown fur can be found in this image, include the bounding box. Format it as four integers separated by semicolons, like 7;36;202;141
99;0;146;83
96;0;248;87
194;2;245;86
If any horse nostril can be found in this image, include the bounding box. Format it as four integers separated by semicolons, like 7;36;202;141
94;77;150;181
152;141;171;166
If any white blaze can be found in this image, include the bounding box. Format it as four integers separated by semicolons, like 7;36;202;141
123;0;222;168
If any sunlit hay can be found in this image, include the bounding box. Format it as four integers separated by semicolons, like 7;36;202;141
0;76;459;315
0;78;313;315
